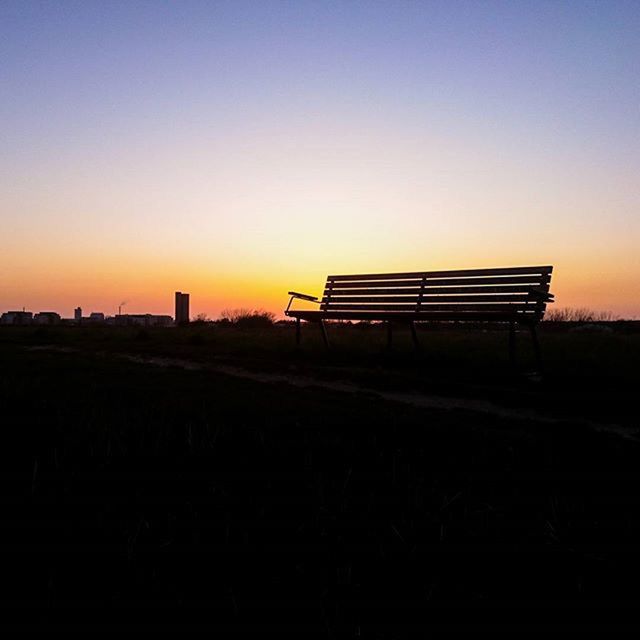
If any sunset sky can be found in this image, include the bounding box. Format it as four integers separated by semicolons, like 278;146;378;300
2;1;639;319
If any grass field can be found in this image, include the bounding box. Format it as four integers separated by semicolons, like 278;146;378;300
2;324;640;632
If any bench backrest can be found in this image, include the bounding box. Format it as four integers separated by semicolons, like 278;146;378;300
321;266;553;321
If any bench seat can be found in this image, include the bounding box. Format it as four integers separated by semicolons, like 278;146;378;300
288;310;538;322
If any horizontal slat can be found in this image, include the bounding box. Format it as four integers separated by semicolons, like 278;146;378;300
288;311;542;322
327;275;550;289
324;296;419;303
423;275;551;287
328;266;552;281
320;303;544;312
321;303;417;310
323;294;537;304
325;284;550;296
326;279;424;289
325;287;421;296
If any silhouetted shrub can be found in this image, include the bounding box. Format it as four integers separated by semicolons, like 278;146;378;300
544;307;619;322
219;308;276;329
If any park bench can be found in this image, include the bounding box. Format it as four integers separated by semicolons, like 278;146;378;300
285;265;554;366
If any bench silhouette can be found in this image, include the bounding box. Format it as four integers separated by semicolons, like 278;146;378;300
285;265;554;365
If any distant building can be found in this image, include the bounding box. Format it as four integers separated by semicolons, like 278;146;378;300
175;292;190;325
33;312;61;325
1;311;33;325
73;310;106;325
112;314;173;327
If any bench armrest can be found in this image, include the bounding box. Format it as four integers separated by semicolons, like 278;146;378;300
288;291;318;302
286;291;320;314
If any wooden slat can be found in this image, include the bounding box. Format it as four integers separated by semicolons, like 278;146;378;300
424;283;550;293
327;275;549;289
328;266;552;281
288;310;541;321
322;294;535;304
423;275;551;286
325;287;421;296
324;303;417;309
324;296;419;303
326;284;550;296
323;303;541;312
326;279;424;289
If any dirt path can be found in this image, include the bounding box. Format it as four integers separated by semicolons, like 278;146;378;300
26;345;636;440
118;353;635;440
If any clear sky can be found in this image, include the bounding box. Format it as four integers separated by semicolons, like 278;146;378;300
2;0;639;318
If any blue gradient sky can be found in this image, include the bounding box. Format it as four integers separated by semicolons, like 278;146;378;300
2;1;639;317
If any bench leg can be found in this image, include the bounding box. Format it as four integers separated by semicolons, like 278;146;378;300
410;321;420;351
320;320;330;350
529;323;542;371
508;321;517;367
386;321;393;350
295;318;301;345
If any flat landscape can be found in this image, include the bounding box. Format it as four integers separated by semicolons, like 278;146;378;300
2;323;640;632
4;0;640;634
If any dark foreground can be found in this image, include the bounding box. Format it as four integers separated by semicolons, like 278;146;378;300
1;324;640;633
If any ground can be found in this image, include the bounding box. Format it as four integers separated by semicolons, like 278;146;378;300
1;323;639;633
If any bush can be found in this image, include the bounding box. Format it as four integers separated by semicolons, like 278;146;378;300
219;308;276;329
544;307;619;322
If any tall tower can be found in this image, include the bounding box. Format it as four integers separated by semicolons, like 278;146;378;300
74;307;82;323
175;292;190;325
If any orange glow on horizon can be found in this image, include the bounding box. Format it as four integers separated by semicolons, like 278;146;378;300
2;246;639;320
